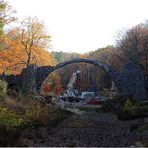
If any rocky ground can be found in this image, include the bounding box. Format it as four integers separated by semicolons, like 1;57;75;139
19;111;148;147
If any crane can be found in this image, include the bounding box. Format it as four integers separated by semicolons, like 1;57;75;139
64;70;80;98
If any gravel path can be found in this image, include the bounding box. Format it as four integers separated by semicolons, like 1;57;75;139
20;111;142;147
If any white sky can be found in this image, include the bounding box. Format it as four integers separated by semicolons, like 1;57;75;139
7;0;148;53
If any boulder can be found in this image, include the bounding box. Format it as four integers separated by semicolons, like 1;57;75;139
52;97;65;109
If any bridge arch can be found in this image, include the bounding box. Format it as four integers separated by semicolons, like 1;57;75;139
52;58;111;73
37;58;120;91
1;58;147;101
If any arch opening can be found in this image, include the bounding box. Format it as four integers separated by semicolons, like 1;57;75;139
40;58;119;98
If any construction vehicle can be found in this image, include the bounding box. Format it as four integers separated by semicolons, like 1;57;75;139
61;70;80;102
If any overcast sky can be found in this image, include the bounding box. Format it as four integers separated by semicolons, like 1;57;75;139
7;0;148;53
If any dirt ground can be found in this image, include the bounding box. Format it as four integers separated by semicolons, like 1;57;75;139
18;110;148;147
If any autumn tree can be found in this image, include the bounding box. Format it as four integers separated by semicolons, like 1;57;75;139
41;72;63;96
11;17;51;67
0;2;55;75
116;24;148;75
116;26;140;63
0;18;55;74
139;24;148;76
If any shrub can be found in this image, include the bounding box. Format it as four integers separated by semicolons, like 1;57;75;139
0;106;24;146
24;99;50;127
0;96;72;146
123;98;137;111
101;96;147;120
118;108;146;120
24;98;72;127
101;95;130;113
0;79;7;99
0;106;24;131
118;98;147;120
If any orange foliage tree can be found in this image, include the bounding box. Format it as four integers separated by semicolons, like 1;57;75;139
9;17;51;67
0;17;55;74
41;72;63;96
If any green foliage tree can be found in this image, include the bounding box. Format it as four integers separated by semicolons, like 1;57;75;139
0;0;16;33
52;51;65;63
0;0;16;50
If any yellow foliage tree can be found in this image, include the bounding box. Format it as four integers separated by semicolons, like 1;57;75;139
0;17;56;74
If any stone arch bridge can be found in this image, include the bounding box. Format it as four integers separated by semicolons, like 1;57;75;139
0;58;147;101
